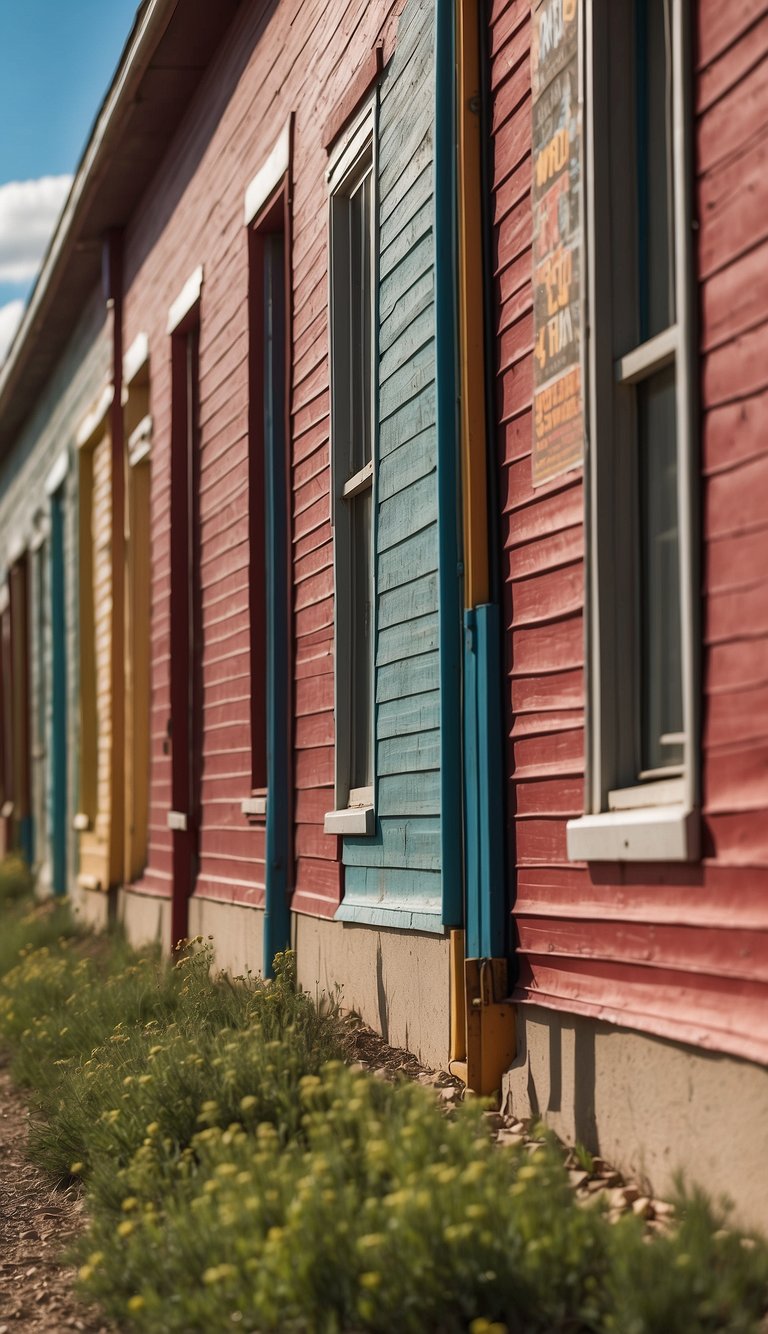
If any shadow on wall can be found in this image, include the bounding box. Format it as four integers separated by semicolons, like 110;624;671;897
512;1012;599;1154
375;937;390;1045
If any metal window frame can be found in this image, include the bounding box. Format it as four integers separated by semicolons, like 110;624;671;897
325;94;377;829
567;0;699;862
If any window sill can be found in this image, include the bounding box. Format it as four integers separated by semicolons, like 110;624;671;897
335;897;445;934
566;804;699;863
241;795;267;818
324;806;375;836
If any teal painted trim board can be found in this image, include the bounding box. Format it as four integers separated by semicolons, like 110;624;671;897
463;604;507;960
336;900;445;934
434;0;464;929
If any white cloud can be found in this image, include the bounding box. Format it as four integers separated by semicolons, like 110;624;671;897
0;299;25;365
0;175;72;284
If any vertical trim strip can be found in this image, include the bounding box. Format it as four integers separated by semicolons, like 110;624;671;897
435;0;464;928
49;485;68;894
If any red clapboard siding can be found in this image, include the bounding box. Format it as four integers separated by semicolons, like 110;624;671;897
124;0;406;914
491;0;768;1062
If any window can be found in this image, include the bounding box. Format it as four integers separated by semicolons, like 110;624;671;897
324;101;376;836
567;0;697;862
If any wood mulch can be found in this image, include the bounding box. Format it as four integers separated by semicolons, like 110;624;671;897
0;1058;110;1332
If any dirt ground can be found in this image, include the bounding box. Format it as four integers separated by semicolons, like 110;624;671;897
0;1059;109;1332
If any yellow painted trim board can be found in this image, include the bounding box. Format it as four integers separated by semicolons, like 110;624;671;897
124;439;151;883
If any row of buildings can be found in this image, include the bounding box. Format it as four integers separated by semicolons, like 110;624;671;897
1;0;767;1226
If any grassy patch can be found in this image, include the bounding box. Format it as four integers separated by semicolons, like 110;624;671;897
0;871;766;1332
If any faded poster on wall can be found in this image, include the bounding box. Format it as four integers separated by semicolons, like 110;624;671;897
531;0;583;486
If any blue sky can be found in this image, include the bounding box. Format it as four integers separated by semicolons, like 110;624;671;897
0;0;138;360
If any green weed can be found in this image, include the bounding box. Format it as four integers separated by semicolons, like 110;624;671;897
0;897;766;1333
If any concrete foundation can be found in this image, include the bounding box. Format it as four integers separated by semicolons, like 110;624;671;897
294;914;451;1071
117;888;171;951
504;1004;768;1234
69;881;113;933
186;897;265;979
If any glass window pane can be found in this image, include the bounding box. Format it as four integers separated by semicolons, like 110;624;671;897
350;486;372;790
638;363;683;774
348;170;372;474
636;0;675;340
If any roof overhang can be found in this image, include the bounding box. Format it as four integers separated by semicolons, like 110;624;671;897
0;0;241;460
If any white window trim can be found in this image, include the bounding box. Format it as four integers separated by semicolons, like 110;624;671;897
568;0;698;863
327;97;375;190
76;383;114;450
167;266;203;335
128;414;153;468
241;795;267;818
244;119;291;226
45;450;69;497
123;331;150;388
324;93;377;835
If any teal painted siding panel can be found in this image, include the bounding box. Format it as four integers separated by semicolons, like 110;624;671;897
340;0;442;926
378;572;438;630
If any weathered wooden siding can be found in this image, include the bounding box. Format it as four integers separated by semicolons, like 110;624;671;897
491;0;768;1064
0;293;109;891
122;0;406;918
340;0;442;923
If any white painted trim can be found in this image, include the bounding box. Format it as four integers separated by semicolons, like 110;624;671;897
128;414;153;467
76;384;114;449
123;331;150;385
244;121;291;226
324;805;375;836
566;805;698;862
167;265;203;334
29;520;51;553
342;459;373;500
167;810;188;832
615;324;678;384
329;94;378;813
241;795;267;817
327;95;375;188
45;449;69;496
608;777;684;810
7;535;25;565
580;0;698;828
